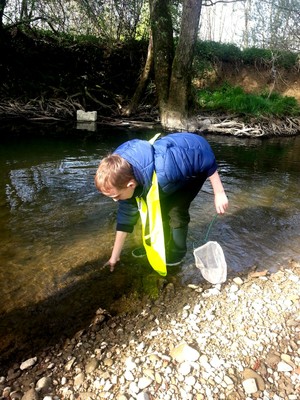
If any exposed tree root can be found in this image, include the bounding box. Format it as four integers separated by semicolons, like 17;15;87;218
197;113;300;137
0;97;78;120
0;97;299;137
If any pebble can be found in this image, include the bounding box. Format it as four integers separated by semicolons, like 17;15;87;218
124;370;134;381
138;377;152;389
35;377;52;392
1;263;300;400
277;361;294;372
20;357;37;371
242;378;258;393
170;343;200;363
178;361;191;376
85;358;99;373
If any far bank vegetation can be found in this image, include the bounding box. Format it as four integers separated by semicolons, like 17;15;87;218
0;0;300;136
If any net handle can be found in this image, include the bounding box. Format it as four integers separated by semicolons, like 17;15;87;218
192;213;219;250
203;213;218;244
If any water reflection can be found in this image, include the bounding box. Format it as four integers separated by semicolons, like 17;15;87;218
0;123;299;366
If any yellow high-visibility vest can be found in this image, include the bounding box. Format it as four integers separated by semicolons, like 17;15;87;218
135;134;167;276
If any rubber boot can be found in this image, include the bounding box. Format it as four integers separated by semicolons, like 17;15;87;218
167;226;188;266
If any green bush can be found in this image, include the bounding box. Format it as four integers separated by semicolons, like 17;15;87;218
242;47;273;67
242;47;299;70
194;42;299;71
195;41;242;63
274;50;299;69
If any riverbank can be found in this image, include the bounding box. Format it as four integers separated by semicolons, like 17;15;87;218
1;260;299;400
1;27;300;138
1;106;299;137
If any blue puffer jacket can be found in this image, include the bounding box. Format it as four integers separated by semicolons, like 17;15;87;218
114;132;218;233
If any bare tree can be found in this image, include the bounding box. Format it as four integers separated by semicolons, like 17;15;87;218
0;0;7;30
74;0;146;41
247;0;300;51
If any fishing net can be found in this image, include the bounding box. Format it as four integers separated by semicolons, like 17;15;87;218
193;240;227;284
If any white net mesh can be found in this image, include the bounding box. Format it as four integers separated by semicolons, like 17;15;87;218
193;241;227;284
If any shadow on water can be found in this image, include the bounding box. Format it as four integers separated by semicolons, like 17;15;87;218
0;250;171;373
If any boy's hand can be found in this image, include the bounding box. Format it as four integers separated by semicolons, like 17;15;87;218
102;257;120;272
214;192;229;215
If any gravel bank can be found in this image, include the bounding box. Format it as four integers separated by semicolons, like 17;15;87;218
1;261;299;400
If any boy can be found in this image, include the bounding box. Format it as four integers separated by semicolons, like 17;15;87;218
95;132;228;272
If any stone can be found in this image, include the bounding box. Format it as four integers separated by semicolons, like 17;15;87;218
21;388;39;400
143;369;155;380
76;110;97;122
77;392;95;399
124;370;134;381
129;382;139;394
265;352;281;367
2;387;11;397
20;357;37;370
242;368;265;391
138;377;153;390
61;377;67;385
125;357;136;371
281;354;296;368
224;375;234;386
185;375;196;386
10;390;23;400
233;277;244;285
155;372;162;384
178;361;191;376
74;372;85;387
103;358;113;367
35;376;52;392
64;357;76;371
170;343;200;363
136;392;151;400
210;354;223;369
277;361;293;372
85;358;99;373
242;378;258;394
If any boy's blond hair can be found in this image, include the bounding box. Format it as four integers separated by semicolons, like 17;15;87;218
95;154;135;192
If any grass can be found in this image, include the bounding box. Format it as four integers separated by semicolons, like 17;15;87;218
197;84;300;117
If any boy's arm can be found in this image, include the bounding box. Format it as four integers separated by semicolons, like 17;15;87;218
209;170;229;214
103;197;140;272
103;230;128;272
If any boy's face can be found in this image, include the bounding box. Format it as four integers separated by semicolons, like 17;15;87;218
102;180;137;202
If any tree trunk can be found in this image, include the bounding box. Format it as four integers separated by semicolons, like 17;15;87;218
128;0;202;130
149;0;174;112
161;0;203;130
0;0;7;30
122;32;154;116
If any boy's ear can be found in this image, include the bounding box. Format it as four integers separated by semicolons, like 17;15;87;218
127;179;136;188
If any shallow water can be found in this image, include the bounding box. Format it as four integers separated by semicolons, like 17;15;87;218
184;134;300;284
0;121;299;364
